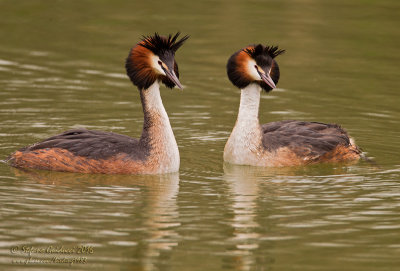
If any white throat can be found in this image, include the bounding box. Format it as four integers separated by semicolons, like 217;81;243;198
141;81;180;173
224;84;263;165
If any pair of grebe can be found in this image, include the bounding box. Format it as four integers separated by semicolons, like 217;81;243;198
7;33;361;174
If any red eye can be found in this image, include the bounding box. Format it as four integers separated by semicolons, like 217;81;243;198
158;60;162;65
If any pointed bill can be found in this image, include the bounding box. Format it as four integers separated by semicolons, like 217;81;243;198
260;72;276;89
165;69;183;89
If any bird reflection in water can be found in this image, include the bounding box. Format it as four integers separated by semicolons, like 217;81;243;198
224;163;262;270
11;168;180;271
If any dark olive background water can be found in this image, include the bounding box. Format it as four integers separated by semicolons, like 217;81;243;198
1;0;399;270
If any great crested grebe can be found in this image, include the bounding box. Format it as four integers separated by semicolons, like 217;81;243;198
7;32;189;174
224;44;362;167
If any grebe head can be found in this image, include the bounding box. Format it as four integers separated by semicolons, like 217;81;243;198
227;44;285;92
126;32;189;90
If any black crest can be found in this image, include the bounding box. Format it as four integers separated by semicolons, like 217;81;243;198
139;32;189;55
244;44;285;59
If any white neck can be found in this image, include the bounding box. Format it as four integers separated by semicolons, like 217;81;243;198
237;84;261;123
140;81;180;173
142;81;168;115
224;84;263;165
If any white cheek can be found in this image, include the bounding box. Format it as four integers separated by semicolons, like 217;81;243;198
246;59;261;81
150;54;166;75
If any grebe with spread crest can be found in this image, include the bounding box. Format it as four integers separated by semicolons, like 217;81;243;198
224;44;362;167
7;32;189;174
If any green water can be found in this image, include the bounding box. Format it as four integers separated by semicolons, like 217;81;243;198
1;0;399;270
